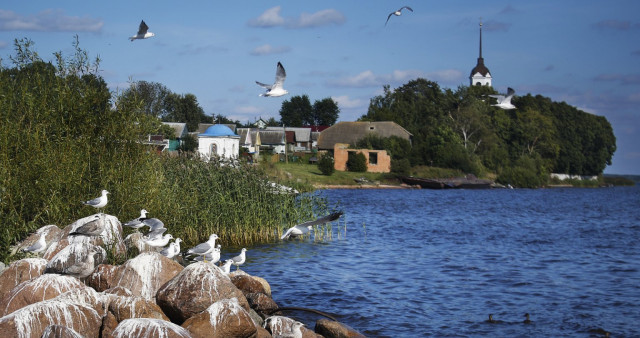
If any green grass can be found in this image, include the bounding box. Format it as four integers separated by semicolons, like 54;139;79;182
260;161;400;187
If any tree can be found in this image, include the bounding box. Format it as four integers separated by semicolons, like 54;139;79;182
119;81;171;118
317;154;335;175
347;152;367;172
279;95;312;127
163;93;209;131
311;98;340;126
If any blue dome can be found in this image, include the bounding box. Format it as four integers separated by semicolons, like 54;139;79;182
200;125;237;137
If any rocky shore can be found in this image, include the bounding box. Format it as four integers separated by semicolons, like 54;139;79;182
0;214;365;338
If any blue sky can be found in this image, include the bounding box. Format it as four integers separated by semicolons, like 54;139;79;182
1;1;639;174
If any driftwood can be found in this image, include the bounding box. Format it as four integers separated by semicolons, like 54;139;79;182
264;306;338;322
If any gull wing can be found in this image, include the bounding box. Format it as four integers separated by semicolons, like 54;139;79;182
142;218;165;231
188;241;212;255
488;94;505;103
256;81;272;89
385;13;394;25
83;196;102;206
273;62;286;89
296;211;344;228
401;6;414;12
280;227;296;240
138;20;149;35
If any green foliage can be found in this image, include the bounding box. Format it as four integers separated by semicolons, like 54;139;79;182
497;155;548;188
178;134;198;152
317;154;335;176
354;134;411;160
162;93;209;131
311;97;340;126
347;152;368;172
280;95;340;126
391;158;411;176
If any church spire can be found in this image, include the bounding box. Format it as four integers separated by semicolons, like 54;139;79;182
469;18;492;86
479;19;483;59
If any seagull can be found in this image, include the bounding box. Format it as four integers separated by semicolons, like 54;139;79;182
82;190;109;212
186;234;219;263
23;234;47;254
130;20;155;41
256;62;288;97
123;209;149;230
69;215;103;236
489;87;517;110
143;234;173;247
281;211;344;240
220;259;234;274
290;322;305;338
143;227;167;241
194;244;221;264
160;238;182;259
386;6;413;26
231;248;247;271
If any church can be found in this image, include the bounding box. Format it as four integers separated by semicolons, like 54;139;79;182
469;21;492;87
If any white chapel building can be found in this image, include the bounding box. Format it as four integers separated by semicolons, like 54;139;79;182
198;124;240;161
469;21;492;87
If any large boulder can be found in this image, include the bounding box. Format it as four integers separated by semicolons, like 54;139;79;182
85;264;119;291
45;242;106;278
0;274;87;316
107;295;170;323
110;252;183;301
45;214;126;259
0;258;47;301
156;262;249;324
315;318;366;338
41;325;84;338
109;318;192;338
124;232;155;253
0;299;102;338
12;224;63;256
181;298;256;338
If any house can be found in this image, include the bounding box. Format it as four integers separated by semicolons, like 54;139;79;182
264;127;312;151
197;124;240;160
317;121;412;150
162;122;189;151
333;143;391;173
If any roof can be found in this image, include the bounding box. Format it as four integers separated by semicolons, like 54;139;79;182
162;122;188;139
197;123;237;134
264;127;311;142
470;57;491;77
199;124;238;137
317;121;413;150
257;130;284;145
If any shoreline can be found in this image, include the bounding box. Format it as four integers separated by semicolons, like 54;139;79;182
314;184;410;189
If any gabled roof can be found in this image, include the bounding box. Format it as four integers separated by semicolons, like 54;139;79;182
257;130;284;145
317;121;412;150
264;127;311;142
162;122;188;139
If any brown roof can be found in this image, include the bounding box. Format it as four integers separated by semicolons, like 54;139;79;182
470;57;491;77
317;121;412;150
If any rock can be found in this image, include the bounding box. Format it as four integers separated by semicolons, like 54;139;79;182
52;287;109;317
0;274;87;316
245;292;278;314
41;325;84;338
251;275;272;298
103;286;135;297
0;258;47;301
315;318;366;338
156;262;249;324
107;294;170;323
85;264;119;291
45;242;106;278
12;224;63;256
0;299;102;338
182;298;256;338
109;318;192;338
264;316;309;338
124;232;155;253
47;214;126;259
231;274;267;295
110;252;183;301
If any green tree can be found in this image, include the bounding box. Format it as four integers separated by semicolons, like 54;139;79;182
119;81;171;118
347;152;367;172
317;154;335;176
163;93;209;131
311;97;340;126
279;95;312;127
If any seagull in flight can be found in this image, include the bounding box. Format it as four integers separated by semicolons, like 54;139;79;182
281;212;344;240
386;6;413;26
130;20;155;41
82;190;109;212
489;87;517;110
256;62;288;97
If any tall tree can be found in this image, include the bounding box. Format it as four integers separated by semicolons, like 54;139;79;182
279;95;312;127
119;80;171;118
163;93;209;131
311;98;340;126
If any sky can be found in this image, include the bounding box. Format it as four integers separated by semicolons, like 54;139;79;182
1;1;639;175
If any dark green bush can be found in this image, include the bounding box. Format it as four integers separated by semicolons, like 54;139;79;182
391;158;411;176
347;152;368;172
317;154;335;176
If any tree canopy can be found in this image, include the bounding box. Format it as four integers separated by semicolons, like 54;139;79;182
279;95;340;126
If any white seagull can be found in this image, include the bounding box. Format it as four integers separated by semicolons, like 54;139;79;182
23;234;47;254
160;238;182;259
220;259;234;274
130;20;155;41
124;209;149;230
231;248;247;271
256;62;288;97
194;244;221;264
489;87;517;110
386;6;413;26
143;234;173;247
281;211;344;240
82;190;109;211
186;234;219;263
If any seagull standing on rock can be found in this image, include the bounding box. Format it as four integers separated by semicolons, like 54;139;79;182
187;234;219;263
386;6;413;25
231;248;247;271
23;234;47;255
124;209;149;231
130;20;155;41
160;238;182;259
256;62;288;97
82;190;109;213
143;234;173;248
220;259;234;274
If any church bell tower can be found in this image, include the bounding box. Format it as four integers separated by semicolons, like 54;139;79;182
469;20;492;86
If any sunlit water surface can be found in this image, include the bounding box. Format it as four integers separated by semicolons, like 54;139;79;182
229;187;639;337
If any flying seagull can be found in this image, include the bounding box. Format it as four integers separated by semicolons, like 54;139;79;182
23;234;47;254
124;209;149;230
386;6;413;25
281;211;344;240
231;248;247;271
489;87;517;110
82;190;109;212
256;62;288;97
130;20;155;41
186;234;219;263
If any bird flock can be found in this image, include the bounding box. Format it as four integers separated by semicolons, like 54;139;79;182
24;189;343;275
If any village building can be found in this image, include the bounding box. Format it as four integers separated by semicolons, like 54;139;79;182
317;121;412;151
162;122;188;151
469;21;492;87
332;143;392;173
197;124;240;161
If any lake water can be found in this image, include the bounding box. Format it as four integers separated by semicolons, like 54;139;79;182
236;186;640;337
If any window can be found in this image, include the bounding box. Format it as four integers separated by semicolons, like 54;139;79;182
369;152;378;165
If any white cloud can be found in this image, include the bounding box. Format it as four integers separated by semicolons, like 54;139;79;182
0;9;103;32
250;44;291;56
332;95;366;109
248;6;345;29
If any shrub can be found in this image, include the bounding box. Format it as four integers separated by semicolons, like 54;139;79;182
391;158;411;176
317;154;335;176
347;152;367;172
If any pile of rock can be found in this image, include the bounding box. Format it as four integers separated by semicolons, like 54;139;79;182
0;214;365;337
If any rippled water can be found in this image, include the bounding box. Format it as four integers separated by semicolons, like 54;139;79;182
233;186;640;337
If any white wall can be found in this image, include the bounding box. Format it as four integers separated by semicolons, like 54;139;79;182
198;137;239;160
